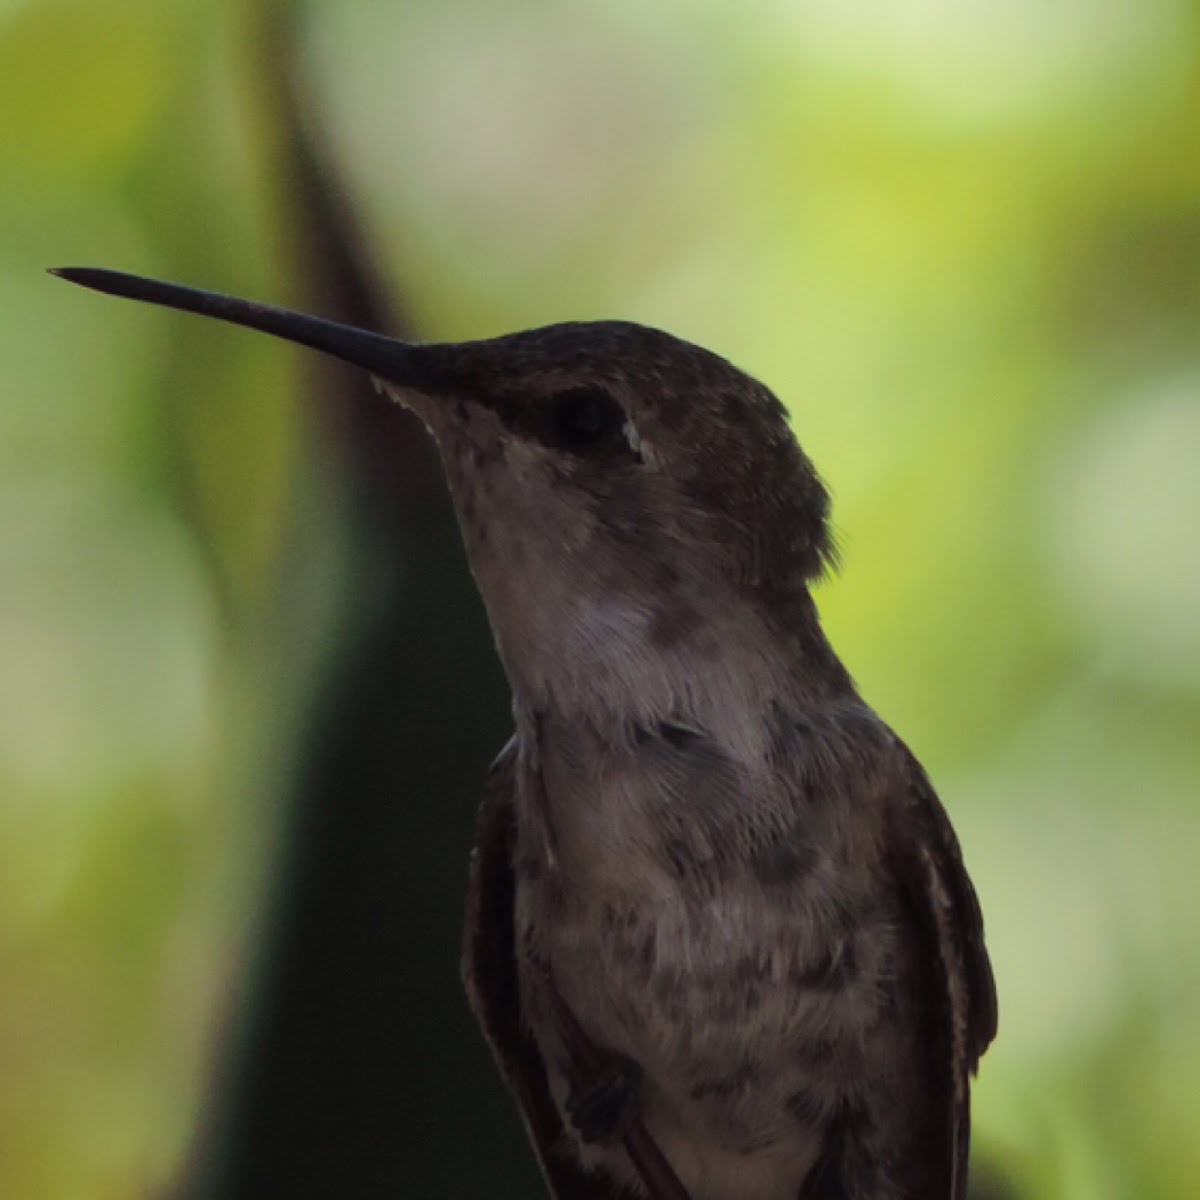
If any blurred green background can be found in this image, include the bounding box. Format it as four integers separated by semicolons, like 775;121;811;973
2;0;1199;1197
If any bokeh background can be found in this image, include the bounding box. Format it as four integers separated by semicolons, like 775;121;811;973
2;0;1199;1197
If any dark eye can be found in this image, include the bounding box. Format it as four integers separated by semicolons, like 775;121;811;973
547;387;627;452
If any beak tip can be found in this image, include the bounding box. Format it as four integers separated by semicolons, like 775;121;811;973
48;266;106;290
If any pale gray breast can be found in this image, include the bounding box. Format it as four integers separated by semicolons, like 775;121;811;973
540;716;750;886
521;711;918;1200
533;710;900;1059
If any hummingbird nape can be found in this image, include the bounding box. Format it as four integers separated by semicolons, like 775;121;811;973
54;266;996;1200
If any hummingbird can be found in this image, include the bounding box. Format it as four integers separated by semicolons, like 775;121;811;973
53;267;996;1200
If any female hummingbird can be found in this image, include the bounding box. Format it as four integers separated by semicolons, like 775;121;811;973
54;267;996;1200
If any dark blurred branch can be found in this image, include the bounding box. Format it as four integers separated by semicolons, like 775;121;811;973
175;3;527;1197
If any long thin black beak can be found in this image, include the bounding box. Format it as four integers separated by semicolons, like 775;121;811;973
50;267;426;385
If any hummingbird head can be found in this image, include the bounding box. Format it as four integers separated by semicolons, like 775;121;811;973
399;319;833;580
52;269;836;710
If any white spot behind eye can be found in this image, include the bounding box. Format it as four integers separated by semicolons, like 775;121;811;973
623;418;656;465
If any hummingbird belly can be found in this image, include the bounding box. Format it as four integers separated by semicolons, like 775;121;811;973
518;859;899;1200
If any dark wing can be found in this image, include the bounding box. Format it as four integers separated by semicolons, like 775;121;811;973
888;746;998;1200
462;739;638;1200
